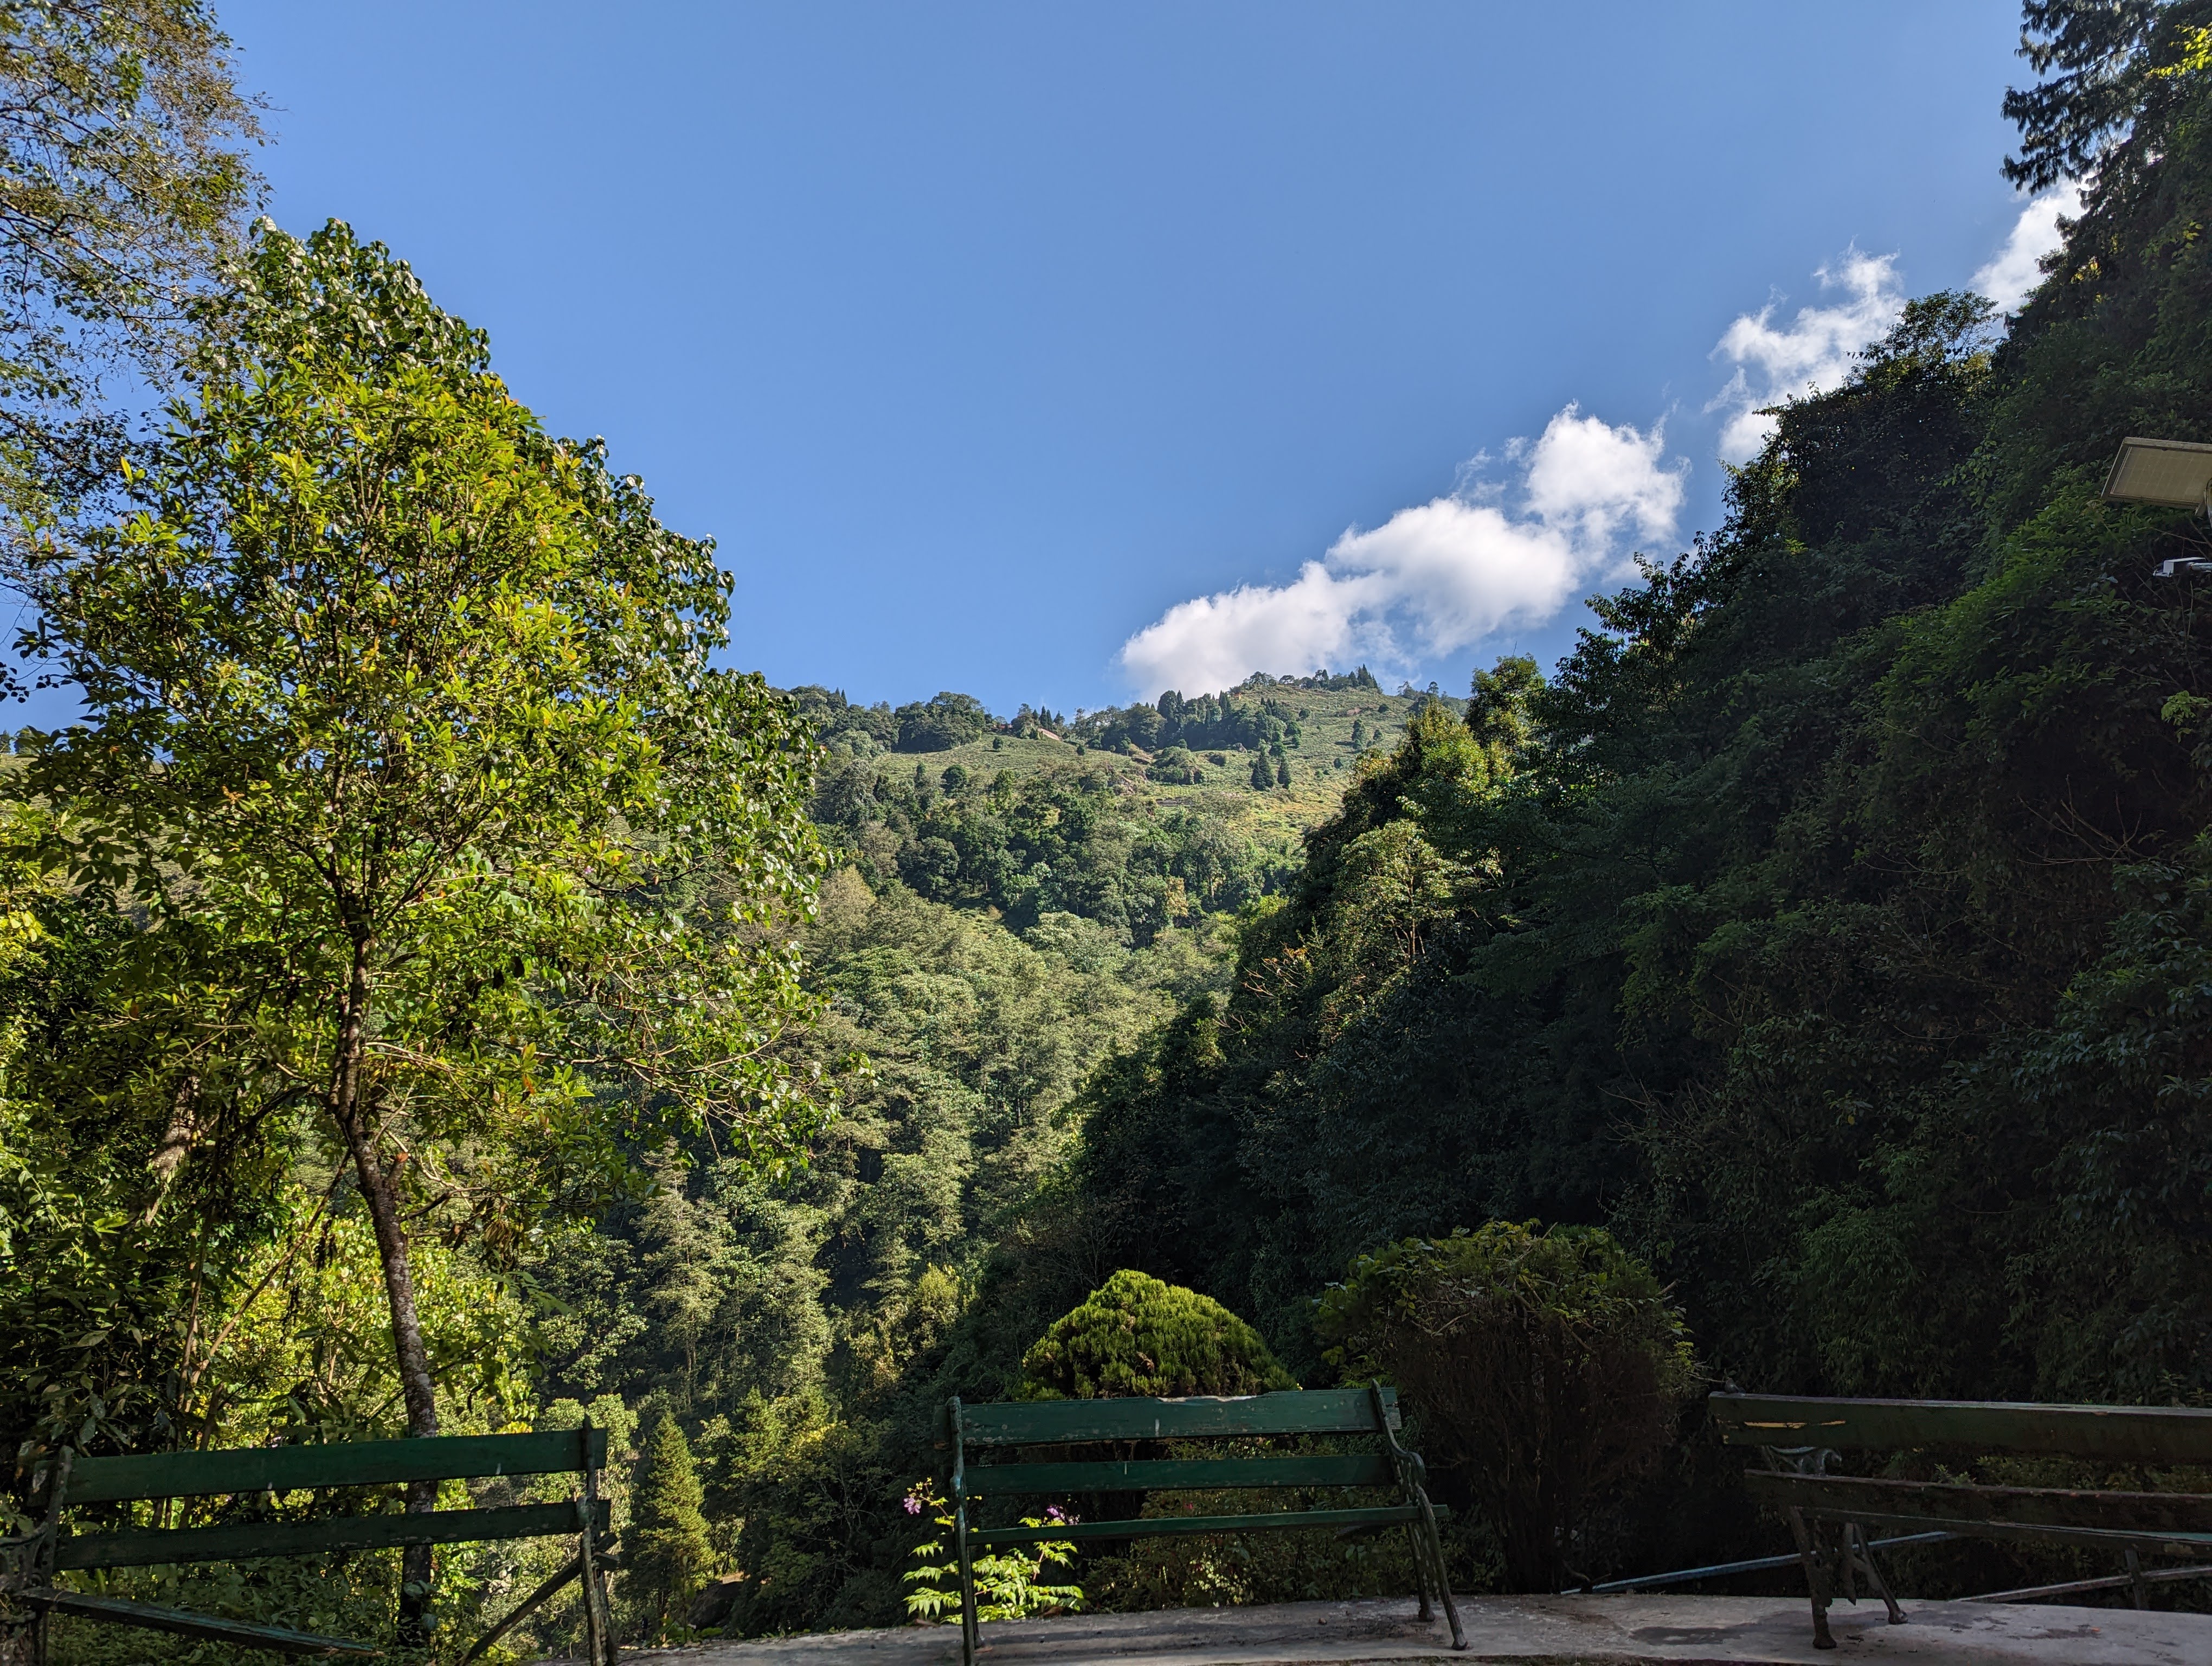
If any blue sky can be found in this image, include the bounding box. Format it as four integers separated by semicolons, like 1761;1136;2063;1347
217;0;2048;716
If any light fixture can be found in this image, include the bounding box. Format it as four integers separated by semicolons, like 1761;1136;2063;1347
2105;435;2212;506
2103;437;2212;576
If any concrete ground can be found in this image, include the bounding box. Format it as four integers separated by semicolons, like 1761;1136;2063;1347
579;1593;2212;1666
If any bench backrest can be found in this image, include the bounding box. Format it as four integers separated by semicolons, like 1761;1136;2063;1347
1710;1393;2212;1466
58;1428;608;1506
948;1389;1406;1499
954;1387;1398;1449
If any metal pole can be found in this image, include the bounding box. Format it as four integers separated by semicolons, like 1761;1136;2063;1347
1571;1532;1956;1595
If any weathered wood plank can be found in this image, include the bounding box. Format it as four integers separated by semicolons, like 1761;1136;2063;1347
28;1588;377;1656
57;1500;610;1569
964;1454;1393;1495
1744;1470;2212;1534
1709;1393;2212;1464
970;1503;1422;1546
66;1428;606;1505
959;1388;1396;1446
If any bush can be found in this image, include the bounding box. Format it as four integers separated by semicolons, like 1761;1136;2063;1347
1146;746;1203;785
1021;1270;1295;1399
1314;1222;1694;1592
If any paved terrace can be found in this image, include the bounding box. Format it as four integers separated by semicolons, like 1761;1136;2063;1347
568;1593;2212;1666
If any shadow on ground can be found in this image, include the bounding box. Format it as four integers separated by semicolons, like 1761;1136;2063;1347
552;1593;2212;1666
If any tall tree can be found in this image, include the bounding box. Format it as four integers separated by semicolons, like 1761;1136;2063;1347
0;0;261;582
8;220;826;1636
627;1412;714;1641
2002;0;2166;188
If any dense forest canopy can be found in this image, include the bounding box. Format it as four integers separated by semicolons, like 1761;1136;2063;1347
10;0;2212;1654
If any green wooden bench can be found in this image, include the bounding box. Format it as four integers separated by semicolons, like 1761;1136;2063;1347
1711;1392;2212;1649
0;1425;621;1664
944;1385;1463;1666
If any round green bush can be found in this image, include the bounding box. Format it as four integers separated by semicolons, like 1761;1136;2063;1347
1021;1270;1296;1399
1315;1221;1695;1592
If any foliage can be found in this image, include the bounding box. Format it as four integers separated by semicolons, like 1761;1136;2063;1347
1028;41;2212;1599
2001;0;2168;189
40;0;2212;1638
4;219;825;1644
1315;1223;1693;1591
627;1412;715;1642
1021;1271;1294;1400
811;752;1301;941
1078;682;1304;758
522;873;1218;1636
900;1481;1082;1623
0;0;262;568
894;691;993;753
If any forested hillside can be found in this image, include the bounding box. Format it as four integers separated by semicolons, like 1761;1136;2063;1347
13;0;2212;1656
789;671;1440;939
622;0;2212;1619
509;673;1430;1635
1044;0;2212;1552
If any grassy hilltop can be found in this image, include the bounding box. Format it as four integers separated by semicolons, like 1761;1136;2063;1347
788;669;1465;932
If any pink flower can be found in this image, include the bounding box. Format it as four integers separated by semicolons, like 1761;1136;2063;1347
904;1495;924;1515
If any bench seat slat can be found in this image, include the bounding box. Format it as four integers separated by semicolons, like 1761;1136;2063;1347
958;1388;1396;1446
56;1500;609;1570
29;1588;378;1656
1711;1394;2212;1464
1738;1502;2212;1561
972;1503;1424;1546
1745;1470;2212;1534
965;1455;1393;1494
65;1430;607;1505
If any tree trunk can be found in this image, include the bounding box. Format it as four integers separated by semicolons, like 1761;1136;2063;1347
330;935;442;1645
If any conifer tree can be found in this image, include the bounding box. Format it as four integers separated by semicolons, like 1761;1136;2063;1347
1021;1270;1294;1399
627;1411;715;1639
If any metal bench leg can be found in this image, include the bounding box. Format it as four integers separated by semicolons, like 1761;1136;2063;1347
578;1424;619;1666
1368;1383;1463;1651
1411;1490;1463;1650
1404;1523;1434;1620
2126;1549;2148;1611
19;1452;66;1666
956;1501;978;1666
0;1605;44;1666
1846;1524;1904;1626
1786;1508;1836;1650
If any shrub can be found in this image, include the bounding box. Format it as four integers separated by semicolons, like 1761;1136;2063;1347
1021;1270;1295;1399
901;1481;1082;1622
1146;746;1203;785
1314;1222;1695;1592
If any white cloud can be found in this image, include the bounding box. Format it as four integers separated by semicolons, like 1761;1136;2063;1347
1708;250;1905;460
1121;197;2084;703
1972;182;2081;313
1117;406;1683;699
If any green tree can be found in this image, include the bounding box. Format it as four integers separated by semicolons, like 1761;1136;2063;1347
628;1412;715;1641
1021;1270;1293;1399
2001;0;2164;188
1464;653;1540;760
894;692;991;752
1248;752;1272;791
9;220;825;1637
0;0;263;559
